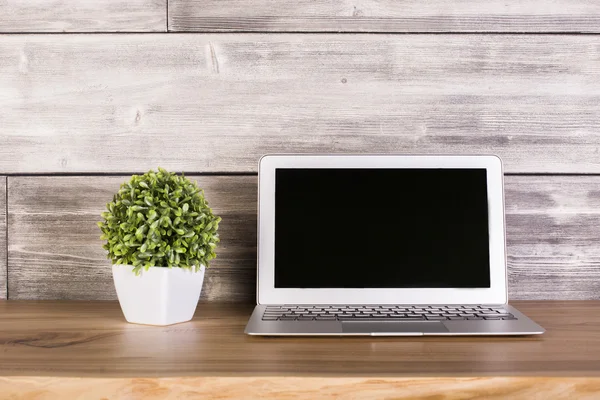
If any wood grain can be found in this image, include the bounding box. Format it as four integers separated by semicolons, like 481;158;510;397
7;175;600;300
169;0;600;33
506;176;600;300
0;0;166;33
2;34;600;174
2;377;600;399
0;301;599;377
0;177;6;299
7;176;256;302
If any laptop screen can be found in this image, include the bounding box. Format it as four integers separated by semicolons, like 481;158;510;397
274;168;491;289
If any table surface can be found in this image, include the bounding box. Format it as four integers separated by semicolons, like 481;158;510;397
0;300;599;378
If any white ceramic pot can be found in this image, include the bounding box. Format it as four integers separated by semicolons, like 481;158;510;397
112;264;205;326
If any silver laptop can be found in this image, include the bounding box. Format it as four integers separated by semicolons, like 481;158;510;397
245;155;544;336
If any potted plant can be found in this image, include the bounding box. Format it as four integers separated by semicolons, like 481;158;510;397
98;168;221;326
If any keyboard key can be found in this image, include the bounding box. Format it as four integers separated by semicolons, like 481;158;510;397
337;318;377;321
448;317;466;320
345;316;418;321
315;315;337;320
426;316;448;320
480;313;511;318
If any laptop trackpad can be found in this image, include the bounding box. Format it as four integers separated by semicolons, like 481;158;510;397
342;321;448;335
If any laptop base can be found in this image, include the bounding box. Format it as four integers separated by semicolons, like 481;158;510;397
245;304;545;336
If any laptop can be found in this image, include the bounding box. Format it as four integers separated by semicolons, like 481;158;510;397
245;155;545;336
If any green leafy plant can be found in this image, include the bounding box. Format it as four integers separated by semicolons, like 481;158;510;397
98;168;221;274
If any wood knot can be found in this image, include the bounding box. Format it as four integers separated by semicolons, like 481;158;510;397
352;6;364;17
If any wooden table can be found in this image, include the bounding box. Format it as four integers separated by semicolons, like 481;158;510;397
1;301;599;398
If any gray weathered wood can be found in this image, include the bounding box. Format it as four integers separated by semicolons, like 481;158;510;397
169;0;600;33
506;176;600;300
0;0;166;33
7;175;600;301
7;176;256;302
0;177;6;299
1;34;600;174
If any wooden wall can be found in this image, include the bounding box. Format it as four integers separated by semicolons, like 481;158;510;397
0;178;6;299
1;1;599;301
168;0;600;32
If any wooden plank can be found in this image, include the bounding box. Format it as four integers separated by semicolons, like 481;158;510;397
7;175;600;300
0;0;166;33
2;34;600;174
7;176;256;302
3;376;600;400
0;301;599;377
0;177;5;299
169;0;600;33
506;176;600;300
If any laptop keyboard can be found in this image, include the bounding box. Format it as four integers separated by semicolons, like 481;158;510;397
262;305;516;321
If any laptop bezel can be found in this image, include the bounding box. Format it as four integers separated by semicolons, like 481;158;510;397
257;154;508;305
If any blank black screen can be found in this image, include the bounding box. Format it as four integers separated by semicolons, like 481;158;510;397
274;168;491;288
